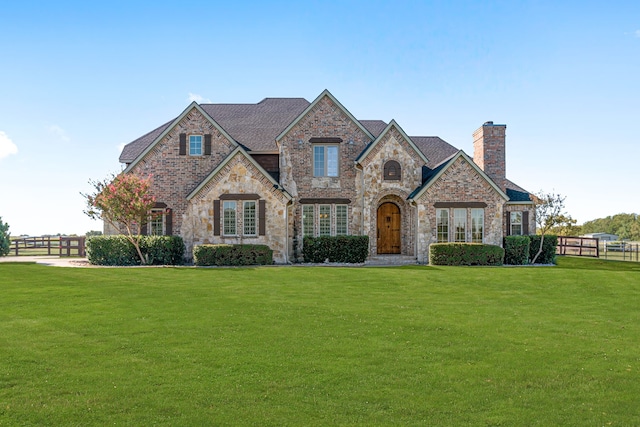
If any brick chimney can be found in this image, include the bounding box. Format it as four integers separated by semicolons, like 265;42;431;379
473;121;506;192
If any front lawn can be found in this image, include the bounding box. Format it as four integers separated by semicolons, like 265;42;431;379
1;257;639;425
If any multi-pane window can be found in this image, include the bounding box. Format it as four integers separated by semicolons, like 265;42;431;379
510;211;523;236
149;209;165;235
471;208;484;243
223;201;236;235
436;208;449;243
319;205;331;236
189;135;202;156
313;145;339;177
454;208;467;242
336;205;348;235
303;205;314;237
243;201;256;236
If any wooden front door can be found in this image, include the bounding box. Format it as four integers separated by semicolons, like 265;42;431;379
377;202;401;254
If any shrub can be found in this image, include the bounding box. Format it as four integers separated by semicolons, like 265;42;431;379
0;217;10;257
302;236;369;263
528;234;558;264
429;243;504;266
87;235;185;266
504;235;530;265
193;244;273;266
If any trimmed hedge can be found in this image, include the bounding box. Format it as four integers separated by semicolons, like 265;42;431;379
429;243;504;266
193;244;273;266
504;235;531;265
302;236;369;264
86;235;185;266
528;234;558;264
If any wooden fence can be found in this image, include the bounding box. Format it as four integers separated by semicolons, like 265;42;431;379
557;236;599;258
11;236;86;257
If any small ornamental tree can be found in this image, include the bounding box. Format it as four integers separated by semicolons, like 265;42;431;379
0;216;10;257
532;191;567;264
82;173;156;264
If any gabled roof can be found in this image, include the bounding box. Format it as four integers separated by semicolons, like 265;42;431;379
412;136;458;169
409;150;509;202
505;179;534;204
360;120;387;137
356;120;429;165
123;102;237;173
201;98;309;152
187;146;292;202
119;120;173;164
276;89;375;142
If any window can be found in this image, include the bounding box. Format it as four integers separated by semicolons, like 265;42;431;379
471;209;484;243
313;145;339;177
319;205;331;236
223;201;236;235
510;211;523;236
243;201;256;236
454;209;467;242
436;208;449;243
189;135;202;156
383;160;401;181
303;205;314;237
336;205;348;235
149;209;165;235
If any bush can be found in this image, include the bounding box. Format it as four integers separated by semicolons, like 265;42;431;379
504;236;530;265
87;235;185;266
193;244;273;266
528;234;558;264
302;236;369;263
0;217;10;257
429;243;504;266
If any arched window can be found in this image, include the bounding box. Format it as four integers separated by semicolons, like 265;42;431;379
383;160;401;181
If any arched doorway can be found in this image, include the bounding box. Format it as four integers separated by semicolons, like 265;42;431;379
377;202;401;254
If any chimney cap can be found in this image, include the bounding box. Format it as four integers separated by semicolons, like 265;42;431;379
484;121;494;125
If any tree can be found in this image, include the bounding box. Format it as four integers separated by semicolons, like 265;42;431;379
548;214;582;236
0;217;10;257
532;191;567;264
82;173;156;264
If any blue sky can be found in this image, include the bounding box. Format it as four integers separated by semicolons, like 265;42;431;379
0;0;638;236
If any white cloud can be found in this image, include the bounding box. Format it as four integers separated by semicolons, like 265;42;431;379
48;124;70;142
188;92;212;103
0;131;18;160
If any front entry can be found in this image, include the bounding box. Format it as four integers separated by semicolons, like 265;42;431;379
377;202;401;254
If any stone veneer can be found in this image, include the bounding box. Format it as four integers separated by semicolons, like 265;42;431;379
357;126;426;256
414;155;507;263
182;151;291;263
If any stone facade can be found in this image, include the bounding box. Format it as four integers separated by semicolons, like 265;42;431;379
113;90;536;264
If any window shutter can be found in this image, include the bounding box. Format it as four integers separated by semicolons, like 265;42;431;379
258;200;266;236
179;133;187;155
204;134;212;155
522;211;529;235
165;208;173;235
505;211;511;236
140;218;148;235
213;200;220;236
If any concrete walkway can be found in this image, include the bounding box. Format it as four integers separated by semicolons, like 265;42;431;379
0;256;89;267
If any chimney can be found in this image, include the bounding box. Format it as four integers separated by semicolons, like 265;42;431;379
473;121;506;192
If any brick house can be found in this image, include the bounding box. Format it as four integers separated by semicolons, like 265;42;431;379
115;89;535;263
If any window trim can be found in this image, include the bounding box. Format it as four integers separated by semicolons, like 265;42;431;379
189;135;203;156
510;211;523;236
313;145;339;177
436;208;449;243
243;201;257;236
223;201;237;236
471;208;484;243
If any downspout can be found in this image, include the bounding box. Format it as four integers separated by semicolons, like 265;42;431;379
412;199;419;262
285;200;291;264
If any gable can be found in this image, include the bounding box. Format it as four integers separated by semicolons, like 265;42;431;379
409;151;508;202
356;120;428;166
187;147;291;204
276;89;374;143
123;103;237;173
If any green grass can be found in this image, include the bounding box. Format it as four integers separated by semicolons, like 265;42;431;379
1;257;639;425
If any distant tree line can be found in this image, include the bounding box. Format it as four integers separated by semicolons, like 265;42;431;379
580;213;640;241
